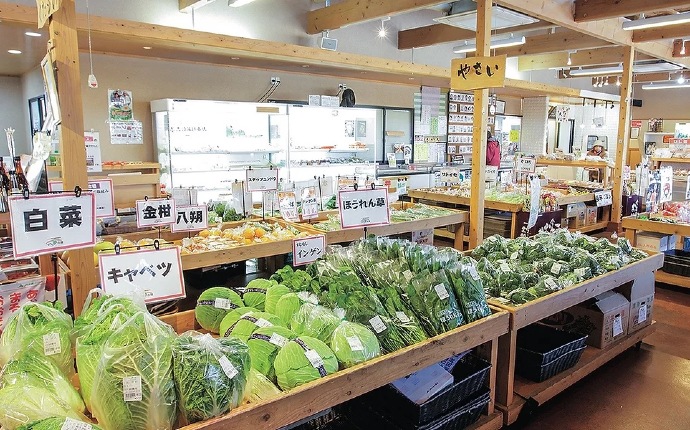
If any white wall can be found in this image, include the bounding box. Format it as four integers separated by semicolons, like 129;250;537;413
630;84;690;120
0;76;29;155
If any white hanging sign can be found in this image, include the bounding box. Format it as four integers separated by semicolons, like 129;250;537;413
517;157;536;173
171;204;208;233
485;166;498;182
300;187;319;220
660;166;673;203
246;168;279;192
439;167;461;184
99;246;186;304
293;235;326;266
48;179;115;218
412;229;434;245
9;193;96;258
136;198;176;228
338;187;390;229
278;191;299;221
595;190;613;207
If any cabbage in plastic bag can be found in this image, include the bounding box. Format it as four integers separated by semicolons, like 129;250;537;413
0;384;90;430
90;311;177;430
224;312;286;342
242;368;282;405
17;417;102;430
172;331;250;424
329;321;380;368
194;287;244;333
290;303;342;343
274;336;338;391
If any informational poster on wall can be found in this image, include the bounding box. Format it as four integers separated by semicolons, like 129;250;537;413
108;89;133;121
110;120;143;145
84;131;102;172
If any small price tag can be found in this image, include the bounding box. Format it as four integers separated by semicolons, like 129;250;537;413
638;303;647;323
468;266;480;281
396;311;411;323
245;168;279;192
278;191;299;221
595;190;613;207
434;283;450;300
293;235;326;266
550;262;562;276
123;376;143;402
545;278;559;291
612;314;624;337
214;216;223;224
369;315;387;333
269;333;288;347
43;332;61;356
575;267;587;278
517;157;536;173
61;418;93;430
255;318;273;328
500;262;511;273
510;251;519;260
301;187;319;220
485;166;498;182
214;298;234;310
305;349;325;368
218;355;238;379
346;336;365;352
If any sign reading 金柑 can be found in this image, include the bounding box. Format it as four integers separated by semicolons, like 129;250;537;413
136;198;176;228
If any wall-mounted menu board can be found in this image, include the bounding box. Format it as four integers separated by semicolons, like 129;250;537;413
446;91;496;163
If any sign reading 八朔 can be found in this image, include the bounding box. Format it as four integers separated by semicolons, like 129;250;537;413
171;204;208;233
451;55;507;91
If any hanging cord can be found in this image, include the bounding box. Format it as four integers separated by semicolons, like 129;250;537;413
86;0;97;87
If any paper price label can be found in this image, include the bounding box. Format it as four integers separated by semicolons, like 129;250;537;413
623;166;631;181
468;266;480;281
346;336;365;352
395;311;411;323
62;418;93;430
545;278;559;291
278;191;299;221
550;262;562;276
517;157;536;173
305;349;325;368
219;355;238;379
434;283;450;300
293;235;326;266
255;318;273;328
369;315;387;333
500;262;511;273
595;190;613;207
43;332;61;356
171;204;208;233
412;229;434;245
245;168;279;192
269;333;288;347
612;315;624;337
439;167;461;184
638;303;647;323
575;267;587;278
214;298;234;310
510;251;519;260
301;196;319;220
123;376;143;402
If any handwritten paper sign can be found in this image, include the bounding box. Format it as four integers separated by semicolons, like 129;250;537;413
292;235;325;266
451;55;507;91
246;168;279;192
485;166;498;183
595;190;613;207
37;0;61;28
301;187;319;220
517;157;536;173
412;229;434;245
0;277;46;331
338;187;390;229
171;204;208;233
278;191;299;221
439;167;461;184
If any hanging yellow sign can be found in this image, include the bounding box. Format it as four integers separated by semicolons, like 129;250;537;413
36;0;61;28
451;55;507;91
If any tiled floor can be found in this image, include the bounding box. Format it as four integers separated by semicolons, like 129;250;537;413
513;285;690;429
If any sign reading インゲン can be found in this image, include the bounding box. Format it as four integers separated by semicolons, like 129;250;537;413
451;55;507;91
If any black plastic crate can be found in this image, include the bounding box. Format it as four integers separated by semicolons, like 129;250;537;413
516;324;588;365
662;250;690;277
517;346;586;382
359;353;491;426
346;387;490;430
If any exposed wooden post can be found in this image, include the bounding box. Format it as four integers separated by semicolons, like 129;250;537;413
469;0;491;249
49;0;95;316
610;45;634;229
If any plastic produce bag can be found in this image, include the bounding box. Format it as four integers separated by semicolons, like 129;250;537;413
0;302;74;377
445;262;491;323
194;287;244;334
329;321;380;368
407;270;465;336
90;311;177;430
0;384;90;430
290;303;342;344
17;417;102;430
247;326;297;382
274;336;338;391
172;331;250;425
242;368;282;405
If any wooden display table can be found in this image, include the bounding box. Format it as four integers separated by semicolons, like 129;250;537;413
623;216;690;288
490;253;663;425
536;158;611;187
159;309;510;430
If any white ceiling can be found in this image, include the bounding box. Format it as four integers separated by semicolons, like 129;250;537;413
0;21;47;76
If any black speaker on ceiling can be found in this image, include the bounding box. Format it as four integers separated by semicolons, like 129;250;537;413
632;99;643;107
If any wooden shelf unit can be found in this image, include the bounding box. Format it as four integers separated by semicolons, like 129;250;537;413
157;309;511;430
490;253;663;425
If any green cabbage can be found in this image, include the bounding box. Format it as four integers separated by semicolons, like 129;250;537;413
329;321;380;368
194;287;244;334
0;384;89;430
247;326;296;382
172;331;250;425
265;284;291;314
224;312;286;342
274;336;338;391
274;293;301;326
90;311;177;430
219;307;259;338
290;304;342;343
0;352;85;415
242;279;276;311
0;302;74;378
242;368;282;404
17;417;102;430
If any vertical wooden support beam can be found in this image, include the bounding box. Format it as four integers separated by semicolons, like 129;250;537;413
469;0;491;249
49;0;95;316
610;46;634;229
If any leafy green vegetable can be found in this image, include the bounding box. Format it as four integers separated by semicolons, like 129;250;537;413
274;336;338;390
265;284;291;314
225;312;286;342
242;279;276;311
270;267;320;295
219;307;259;338
17;417;102;430
329;321;380;368
0;302;74;378
195;287;244;334
1;352;85;415
407;270;464;336
445;262;491;323
90;311;177;430
274;293;302;327
172;331;250;424
242;368;282;404
0;384;89;430
290;304;342;344
247;326;296;382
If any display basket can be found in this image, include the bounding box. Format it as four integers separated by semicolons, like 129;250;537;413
662;250;690;277
515;324;588;382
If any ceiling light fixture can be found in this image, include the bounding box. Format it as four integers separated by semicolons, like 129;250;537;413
604;76;609;86
7;50;21;55
682;43;687;55
642;82;690;90
228;0;257;7
679;75;687;84
25;31;42;37
377;16;391;39
622;11;690;31
567;51;572;66
569;61;682;76
143;46;152;50
453;34;526;54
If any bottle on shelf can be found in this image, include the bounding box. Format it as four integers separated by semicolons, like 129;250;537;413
11;157;28;193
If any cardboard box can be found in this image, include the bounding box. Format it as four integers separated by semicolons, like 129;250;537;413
617;273;654;334
635;232;669;253
585;206;598;226
561;291;630;349
566;202;586;218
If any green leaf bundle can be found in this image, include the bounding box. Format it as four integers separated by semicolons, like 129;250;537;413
274;336;338;391
194;287;244;333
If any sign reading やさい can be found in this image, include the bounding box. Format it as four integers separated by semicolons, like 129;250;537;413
451;55;507;91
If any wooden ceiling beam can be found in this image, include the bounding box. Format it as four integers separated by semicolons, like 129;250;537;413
633;24;690;42
519;47;654;71
497;30;610;57
574;0;690;23
306;0;445;35
398;21;552;50
558;71;689;83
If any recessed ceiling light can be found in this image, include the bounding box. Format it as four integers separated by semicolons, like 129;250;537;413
25;31;42;37
301;65;310;68
408;77;415;80
7;50;22;55
143;46;152;50
231;57;240;60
